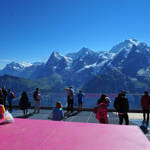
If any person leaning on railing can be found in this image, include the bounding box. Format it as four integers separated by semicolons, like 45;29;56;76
64;86;74;113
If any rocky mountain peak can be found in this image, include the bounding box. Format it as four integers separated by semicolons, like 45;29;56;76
110;38;141;53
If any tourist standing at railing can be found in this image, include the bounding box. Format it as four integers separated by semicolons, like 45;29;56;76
77;89;85;112
64;86;74;113
33;88;42;113
52;101;64;121
141;91;150;127
19;91;31;116
7;89;15;113
114;91;129;125
0;88;4;105
2;86;7;108
96;97;110;124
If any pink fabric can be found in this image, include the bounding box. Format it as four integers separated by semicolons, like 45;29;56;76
96;103;108;123
0;118;150;150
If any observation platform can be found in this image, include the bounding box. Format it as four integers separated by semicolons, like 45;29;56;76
0;108;150;150
10;109;150;140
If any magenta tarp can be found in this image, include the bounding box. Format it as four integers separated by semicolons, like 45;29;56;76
0;118;149;150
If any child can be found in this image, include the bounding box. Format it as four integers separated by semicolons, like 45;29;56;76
52;101;64;121
96;97;110;124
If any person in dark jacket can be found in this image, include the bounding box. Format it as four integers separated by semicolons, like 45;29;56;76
114;91;129;125
7;89;15;113
52;101;64;121
2;86;7;107
0;88;4;105
141;91;150;127
64;86;74;113
19;91;30;116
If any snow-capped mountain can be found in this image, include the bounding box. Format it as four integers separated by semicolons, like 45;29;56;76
106;39;150;77
0;62;44;78
1;38;150;89
32;51;73;78
110;39;141;53
66;47;95;60
46;51;72;71
33;47;115;87
4;62;32;71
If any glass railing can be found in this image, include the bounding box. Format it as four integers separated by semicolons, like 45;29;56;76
11;93;143;110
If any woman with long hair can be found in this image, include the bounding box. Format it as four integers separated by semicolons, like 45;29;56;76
19;91;30;116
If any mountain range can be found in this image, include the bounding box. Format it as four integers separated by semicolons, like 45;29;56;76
1;38;150;94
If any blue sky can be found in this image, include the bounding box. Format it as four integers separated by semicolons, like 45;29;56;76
0;0;150;68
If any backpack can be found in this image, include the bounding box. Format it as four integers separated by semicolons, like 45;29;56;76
11;92;15;99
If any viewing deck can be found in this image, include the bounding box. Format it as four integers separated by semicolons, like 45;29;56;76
11;108;150;141
1;108;150;150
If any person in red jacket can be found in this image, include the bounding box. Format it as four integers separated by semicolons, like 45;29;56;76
96;97;110;124
141;91;150;127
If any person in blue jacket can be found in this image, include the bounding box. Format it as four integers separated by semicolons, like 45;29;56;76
52;101;64;121
77;89;85;112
